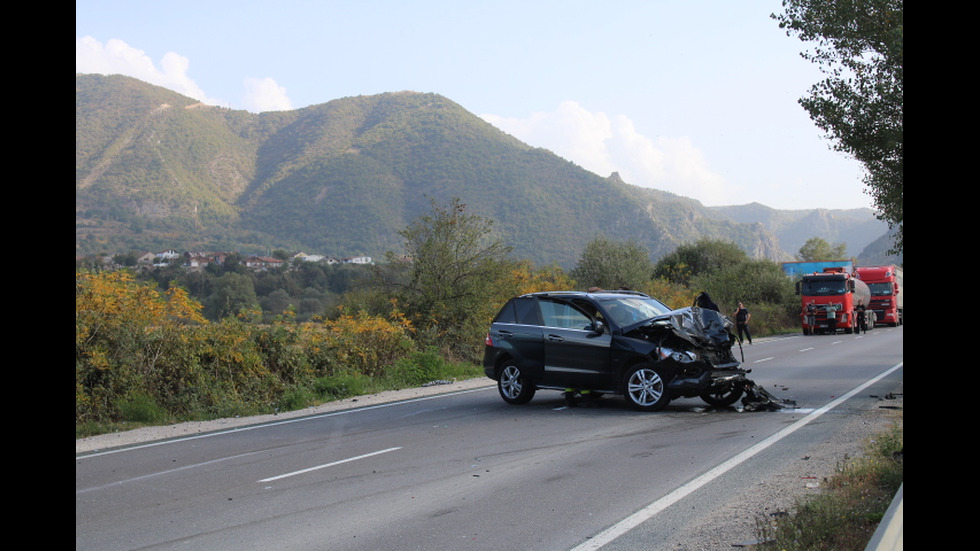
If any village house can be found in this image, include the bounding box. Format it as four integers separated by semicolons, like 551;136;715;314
244;255;284;271
342;255;373;265
184;251;228;270
292;252;328;263
91;247;368;272
136;252;157;265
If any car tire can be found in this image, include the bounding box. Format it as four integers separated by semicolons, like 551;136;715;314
622;362;670;412
497;363;536;404
699;385;744;407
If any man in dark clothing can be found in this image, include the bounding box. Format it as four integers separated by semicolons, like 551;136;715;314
804;301;816;331
733;302;752;344
855;300;868;334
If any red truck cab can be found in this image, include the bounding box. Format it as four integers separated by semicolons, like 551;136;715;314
855;265;903;326
798;267;872;335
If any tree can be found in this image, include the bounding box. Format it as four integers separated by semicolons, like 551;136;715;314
382;197;513;359
653;239;748;286
692;260;795;310
796;237;848;261
774;0;903;253
204;272;260;320
570;236;654;290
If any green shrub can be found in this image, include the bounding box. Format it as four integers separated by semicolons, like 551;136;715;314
116;393;170;424
312;372;371;401
277;386;316;412
389;348;445;386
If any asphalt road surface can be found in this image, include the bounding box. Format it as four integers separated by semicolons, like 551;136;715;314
76;326;903;551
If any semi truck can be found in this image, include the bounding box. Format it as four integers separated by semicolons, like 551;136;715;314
781;260;854;278
796;265;872;335
855;265;903;326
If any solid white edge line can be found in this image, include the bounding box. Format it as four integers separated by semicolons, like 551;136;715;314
569;362;903;551
77;386;492;459
258;447;403;483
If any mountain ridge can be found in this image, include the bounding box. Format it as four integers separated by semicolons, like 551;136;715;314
75;74;895;268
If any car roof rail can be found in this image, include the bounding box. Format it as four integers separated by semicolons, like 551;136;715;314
519;290;651;299
598;289;649;297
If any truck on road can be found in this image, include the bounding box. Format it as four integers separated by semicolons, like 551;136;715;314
855;265;903;326
797;265;871;335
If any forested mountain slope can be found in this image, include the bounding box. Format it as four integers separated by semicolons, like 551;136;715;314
76;74;889;267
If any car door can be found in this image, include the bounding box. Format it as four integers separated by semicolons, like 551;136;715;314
488;297;545;379
537;297;613;389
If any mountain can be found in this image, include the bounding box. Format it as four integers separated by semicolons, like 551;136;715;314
707;203;893;261
76;74;894;268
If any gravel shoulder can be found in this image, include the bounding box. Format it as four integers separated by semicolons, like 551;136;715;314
661;381;904;550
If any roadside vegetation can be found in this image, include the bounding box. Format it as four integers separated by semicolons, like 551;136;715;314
756;417;904;550
78;198;856;437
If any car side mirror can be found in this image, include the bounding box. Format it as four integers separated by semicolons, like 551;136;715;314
592;320;606;335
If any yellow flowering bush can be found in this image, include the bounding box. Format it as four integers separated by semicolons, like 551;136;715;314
76;270;207;421
315;307;417;378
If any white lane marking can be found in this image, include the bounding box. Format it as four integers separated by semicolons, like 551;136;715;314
752;357;774;364
76;450;267;495
258;447;403;483
570;361;903;551
77;386;492;459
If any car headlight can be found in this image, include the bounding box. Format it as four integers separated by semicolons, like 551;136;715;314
657;346;698;363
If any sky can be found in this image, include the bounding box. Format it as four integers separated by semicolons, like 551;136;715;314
75;0;874;211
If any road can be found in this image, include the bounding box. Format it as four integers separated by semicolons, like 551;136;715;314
76;326;903;551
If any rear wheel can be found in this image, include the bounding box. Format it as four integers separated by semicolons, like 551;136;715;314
622;363;670;412
497;363;535;404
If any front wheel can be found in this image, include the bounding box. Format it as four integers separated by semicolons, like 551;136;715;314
700;384;744;407
622;363;670;412
497;363;536;404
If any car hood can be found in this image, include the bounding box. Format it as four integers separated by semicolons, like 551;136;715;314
642;306;735;349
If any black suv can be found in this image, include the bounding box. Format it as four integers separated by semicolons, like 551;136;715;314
482;290;747;411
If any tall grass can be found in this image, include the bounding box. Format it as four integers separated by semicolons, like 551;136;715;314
755;419;904;550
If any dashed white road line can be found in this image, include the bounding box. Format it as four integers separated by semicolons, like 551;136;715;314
259;447;403;483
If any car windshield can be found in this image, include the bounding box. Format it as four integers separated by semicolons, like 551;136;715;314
599;295;672;326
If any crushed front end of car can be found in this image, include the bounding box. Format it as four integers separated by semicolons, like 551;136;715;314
627;306;795;411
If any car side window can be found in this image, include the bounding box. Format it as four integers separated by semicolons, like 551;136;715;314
494;300;518;323
539;298;592;330
494;297;543;326
570;298;603;323
513;297;542;325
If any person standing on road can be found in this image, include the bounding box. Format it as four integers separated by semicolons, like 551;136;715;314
855;300;868;334
733;302;753;345
804;301;816;331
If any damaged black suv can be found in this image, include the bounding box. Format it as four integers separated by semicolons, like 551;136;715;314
482;290;760;411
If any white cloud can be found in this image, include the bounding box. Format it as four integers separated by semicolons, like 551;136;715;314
482;101;734;206
242;77;293;112
75;36;292;113
75;36;219;104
